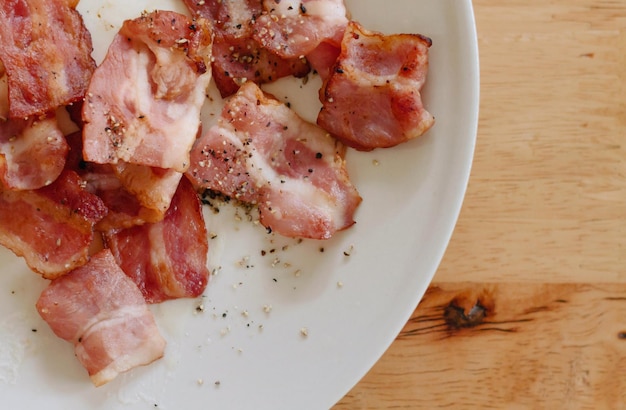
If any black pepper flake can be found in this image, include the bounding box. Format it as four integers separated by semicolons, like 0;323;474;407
335;67;344;74
272;278;278;283
266;226;273;234
315;152;322;159
300;3;307;13
222;312;227;318
261;250;267;256
319;247;325;253
31;328;37;332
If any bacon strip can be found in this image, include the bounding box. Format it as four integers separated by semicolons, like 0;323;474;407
65;131;180;231
0;0;96;119
317;21;434;151
0;170;107;279
253;0;348;59
0;115;68;190
182;0;310;97
187;81;361;240
104;176;209;304
36;249;166;387
82;11;212;172
0;70;8;121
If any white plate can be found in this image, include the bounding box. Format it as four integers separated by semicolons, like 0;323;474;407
0;1;478;409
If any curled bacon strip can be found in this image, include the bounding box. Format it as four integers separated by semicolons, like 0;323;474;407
82;10;212;172
0;115;68;190
104;176;210;304
36;249;166;387
187;81;361;240
182;0;310;97
253;0;348;59
0;170;107;279
65;131;181;231
0;0;96;119
317;21;435;151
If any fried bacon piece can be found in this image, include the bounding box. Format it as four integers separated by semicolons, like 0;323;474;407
104;176;209;304
0;115;68;190
182;0;310;97
187;81;361;240
82;10;212;172
0;0;96;119
0;170;107;279
317;21;435;151
65;131;181;231
36;249;166;387
253;0;348;59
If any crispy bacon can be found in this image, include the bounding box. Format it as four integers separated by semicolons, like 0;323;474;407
187;81;361;240
82;11;212;172
0;170;107;279
104;176;209;304
0;0;96;119
109;163;182;222
253;0;348;59
0;115;68;190
64;131;180;231
0;70;8;121
36;249;166;387
182;0;310;97
317;21;434;151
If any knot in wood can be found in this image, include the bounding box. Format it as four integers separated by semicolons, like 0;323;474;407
444;300;487;329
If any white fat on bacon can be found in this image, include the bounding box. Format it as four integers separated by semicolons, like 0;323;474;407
82;11;212;172
253;0;348;58
104;177;210;304
0;170;107;279
111;163;183;221
64;131;181;230
187;81;361;240
182;0;310;97
0;115;68;190
0;0;96;119
36;249;166;387
317;21;434;151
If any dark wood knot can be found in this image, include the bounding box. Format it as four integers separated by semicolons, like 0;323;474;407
444;300;487;329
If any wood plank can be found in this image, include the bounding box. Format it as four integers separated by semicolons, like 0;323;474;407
431;0;626;284
335;282;626;409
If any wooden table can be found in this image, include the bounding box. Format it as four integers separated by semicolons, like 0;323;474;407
336;1;626;408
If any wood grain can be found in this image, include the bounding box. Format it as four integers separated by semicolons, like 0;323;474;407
337;284;626;409
336;0;626;408
435;0;626;284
